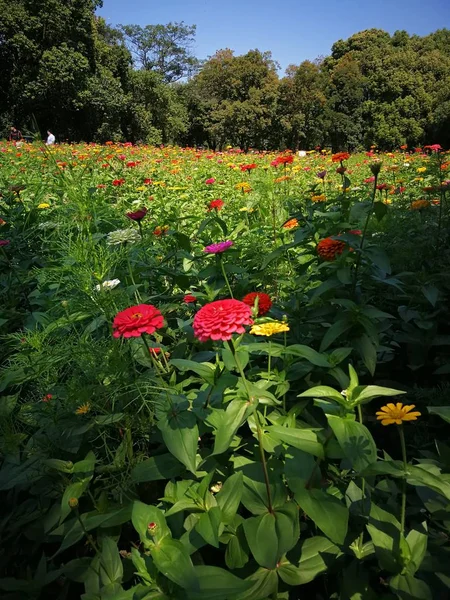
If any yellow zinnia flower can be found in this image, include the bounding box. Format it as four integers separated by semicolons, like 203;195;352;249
38;203;50;209
250;321;290;337
376;403;421;426
75;403;91;415
416;167;427;173
311;194;326;202
235;182;252;191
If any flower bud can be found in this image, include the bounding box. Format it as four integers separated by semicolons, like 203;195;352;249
369;161;382;176
68;497;79;509
147;522;158;534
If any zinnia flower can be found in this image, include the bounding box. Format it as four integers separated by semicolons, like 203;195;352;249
112;304;164;339
38;202;50;209
112;178;126;186
376;403;421;426
127;207;148;221
75;403;91;415
411;200;430;211
283;218;298;230
242;292;272;316
0;240;11;247
240;163;257;172
107;229;141;245
205;178;216;185
271;155;294;167
208;199;224;212
424;144;442;152
311;194;326;202
317;237;346;261
250;321;290;336
204;240;234;254
332;152;350;163
193;299;253;342
153;225;169;236
235;182;252;192
316;170;327;179
184;294;196;303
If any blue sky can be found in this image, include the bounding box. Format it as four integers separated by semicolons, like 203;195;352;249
98;0;450;72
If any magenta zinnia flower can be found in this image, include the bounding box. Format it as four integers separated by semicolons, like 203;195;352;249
204;240;234;254
0;240;10;247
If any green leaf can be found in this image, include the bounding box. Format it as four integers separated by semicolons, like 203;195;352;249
366;504;402;573
291;483;349;544
131;501;171;548
0;394;18;417
151;538;198;591
406;465;450;501
283;345;330;367
364;245;391;274
186;566;252;600
225;528;249;569
421;285;439;307
389;574;432;600
235;458;287;515
60;451;96;524
351;385;406;405
100;537;123;586
405;523;427;575
157;405;198;474
195;507;222;548
428;406;450;424
361;459;406;478
373;201;388;222
298;385;347;405
267;425;324;458
212;399;252;456
131;454;184;483
320;319;352;352
216;471;243;523
238;568;278;600
170;359;216;385
243;503;299;569
352;334;377;376
327;415;377;472
279;536;340;585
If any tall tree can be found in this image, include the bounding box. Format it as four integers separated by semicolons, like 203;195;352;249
119;22;199;82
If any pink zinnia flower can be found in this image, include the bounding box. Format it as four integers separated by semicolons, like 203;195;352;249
203;240;234;254
205;178;216;185
193;299;253;342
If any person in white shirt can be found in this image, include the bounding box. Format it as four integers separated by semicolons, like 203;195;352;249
46;130;55;145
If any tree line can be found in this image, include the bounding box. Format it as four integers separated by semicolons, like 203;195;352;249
1;0;449;150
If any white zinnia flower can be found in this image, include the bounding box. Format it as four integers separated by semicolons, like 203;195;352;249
106;228;140;245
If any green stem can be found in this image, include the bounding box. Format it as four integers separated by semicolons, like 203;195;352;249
351;172;379;295
398;425;407;535
219;255;234;298
357;404;367;551
126;252;141;303
268;340;272;379
228;339;273;514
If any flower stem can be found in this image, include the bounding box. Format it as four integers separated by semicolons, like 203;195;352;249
398;425;407;535
219;255;234;298
228;339;273;514
126;253;141;303
357;404;367;551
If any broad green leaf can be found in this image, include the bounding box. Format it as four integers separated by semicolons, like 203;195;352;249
366;504;402;573
225;528;249;570
131;501;171;547
292;484;349;544
100;537;123;586
151;538;198;591
195;506;222;548
235;567;278;600
421;285;439;307
352;334;377;376
235;458;287;515
298;385;347;405
351;385;406;405
283;345;330;367
0;394;18;417
131;453;184;483
170;359;216;385
406;464;450;501
157;406;198;474
428;406;450;424
327;415;377;472
267;425;324;458
364;246;391;274
320;319;352;352
216;471;243;523
60;451;96;524
389;574;432;600
361;460;405;478
373;201;388;222
278;536;340;585
212;400;252;456
186;566;252;600
405;523;427;575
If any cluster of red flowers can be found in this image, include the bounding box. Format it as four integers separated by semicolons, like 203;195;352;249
242;292;272;316
207;199;224;212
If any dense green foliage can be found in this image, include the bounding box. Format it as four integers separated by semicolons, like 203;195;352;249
0;143;450;599
1;0;449;148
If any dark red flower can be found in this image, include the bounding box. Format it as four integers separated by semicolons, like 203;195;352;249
240;163;258;172
184;294;197;303
112;304;164;339
317;238;346;261
127;207;148;222
112;178;125;186
376;183;388;190
0;240;10;247
143;178;153;185
347;230;362;236
193;299;253;342
336;166;347;174
126;161;137;168
207;199;224;212
242;292;272;316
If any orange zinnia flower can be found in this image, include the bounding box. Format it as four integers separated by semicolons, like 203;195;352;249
317;237;346;261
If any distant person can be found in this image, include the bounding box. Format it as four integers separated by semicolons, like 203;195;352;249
9;126;23;143
46;130;55;145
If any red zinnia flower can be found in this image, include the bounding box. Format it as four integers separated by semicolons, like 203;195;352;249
112;178;125;186
149;347;161;355
112;304;164;339
143;178;153;185
240;163;258;172
336;166;347;174
205;178;216;185
242;292;272;316
271;155;294;167
184;294;197;303
347;229;362;236
193;299;253;342
127;207;148;221
332;152;350;163
317;238;346;261
207;199;224;212
376;183;388;190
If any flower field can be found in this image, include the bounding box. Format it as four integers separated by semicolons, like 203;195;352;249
1;142;450;600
